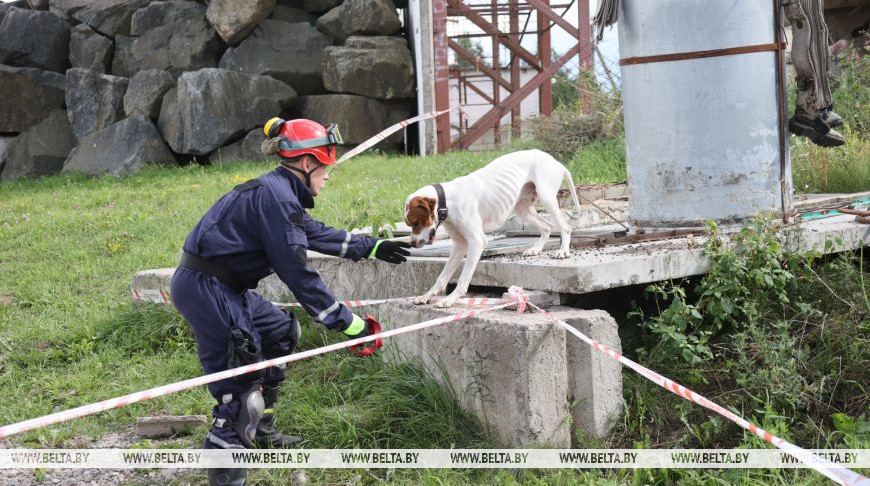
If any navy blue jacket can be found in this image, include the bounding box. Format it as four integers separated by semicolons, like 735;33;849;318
182;165;376;331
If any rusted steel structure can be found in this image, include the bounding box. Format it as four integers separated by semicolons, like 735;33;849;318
433;0;592;151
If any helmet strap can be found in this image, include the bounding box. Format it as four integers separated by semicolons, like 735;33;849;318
283;160;322;189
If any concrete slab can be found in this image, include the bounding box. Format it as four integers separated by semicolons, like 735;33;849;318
132;214;869;303
376;301;622;446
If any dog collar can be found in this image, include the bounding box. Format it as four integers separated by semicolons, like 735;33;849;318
432;183;448;228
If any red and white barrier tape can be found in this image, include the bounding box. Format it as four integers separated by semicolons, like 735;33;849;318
12;287;870;485
0;290;524;440
526;301;869;486
335;107;464;165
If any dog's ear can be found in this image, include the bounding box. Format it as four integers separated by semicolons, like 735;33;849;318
416;197;436;213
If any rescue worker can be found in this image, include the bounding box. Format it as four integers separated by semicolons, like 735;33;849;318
784;0;845;147
170;118;410;486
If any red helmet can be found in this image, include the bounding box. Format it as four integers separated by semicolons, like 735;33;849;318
263;118;343;165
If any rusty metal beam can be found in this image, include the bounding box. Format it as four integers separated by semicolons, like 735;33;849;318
448;38;513;91
537;0;552;116
445;0;542;70
526;0;580;38
453;43;581;149
433;0;451;153
456;75;497;104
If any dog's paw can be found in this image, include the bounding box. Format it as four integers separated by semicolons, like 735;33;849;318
555;249;571;259
523;247;543;257
434;297;457;308
412;294;433;305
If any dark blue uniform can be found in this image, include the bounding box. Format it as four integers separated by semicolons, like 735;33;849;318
170;165;376;445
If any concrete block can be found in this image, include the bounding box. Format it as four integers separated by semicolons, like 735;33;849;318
135;415;207;438
377;300;623;446
562;310;623;439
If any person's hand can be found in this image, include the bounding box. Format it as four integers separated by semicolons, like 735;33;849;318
370;240;411;264
342;313;368;339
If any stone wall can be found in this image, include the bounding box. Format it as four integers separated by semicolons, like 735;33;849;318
0;0;415;180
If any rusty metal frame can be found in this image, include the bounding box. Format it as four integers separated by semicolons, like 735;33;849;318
435;0;592;151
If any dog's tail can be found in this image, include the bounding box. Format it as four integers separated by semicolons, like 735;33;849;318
562;166;582;216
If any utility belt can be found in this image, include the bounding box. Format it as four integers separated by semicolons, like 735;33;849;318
179;252;250;294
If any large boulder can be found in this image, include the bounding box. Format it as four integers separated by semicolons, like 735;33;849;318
0;65;66;133
1;110;76;180
158;68;297;154
124;69;175;119
206;0;275;46
316;0;399;41
297;94;391;145
212;129;268;163
63;115;177;176
69;24;114;73
323;36;413;99
111;35;134;77
128;19;225;77
270;5;315;23
66;68;129;140
219;20;330;95
130;0;206;36
71;0;151;37
0;1;30;23
0;7;70;73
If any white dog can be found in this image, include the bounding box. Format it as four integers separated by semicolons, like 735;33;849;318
404;149;581;307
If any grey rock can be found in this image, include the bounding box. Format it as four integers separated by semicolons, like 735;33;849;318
0;1;30;23
111;35;134;77
1;110;75;180
63;115;177;176
219;20;330;95
130;0;205;36
296;0;341;14
124;69;175;119
206;0;275;46
48;0;92;18
323;36;413;99
0;136;14;176
28;0;51;10
164;68;297;154
0;65;66;133
212;129;268;163
70;24;114;73
129;19;225;77
66;67;129;140
316;0;399;41
156;87;183;150
0;7;70;73
72;0;151;37
297;94;391;145
270;6;315;24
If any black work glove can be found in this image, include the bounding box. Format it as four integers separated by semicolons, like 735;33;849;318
370;240;411;264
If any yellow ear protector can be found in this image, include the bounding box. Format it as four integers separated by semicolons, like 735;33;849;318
264;117;285;139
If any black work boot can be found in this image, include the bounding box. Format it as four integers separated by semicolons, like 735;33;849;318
205;427;247;486
821;105;844;128
788;114;845;147
254;386;303;448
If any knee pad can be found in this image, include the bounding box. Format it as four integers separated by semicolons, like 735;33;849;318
231;384;265;448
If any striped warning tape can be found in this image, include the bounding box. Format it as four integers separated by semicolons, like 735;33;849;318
526;301;869;486
0;292;523;439
335;107;463;165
